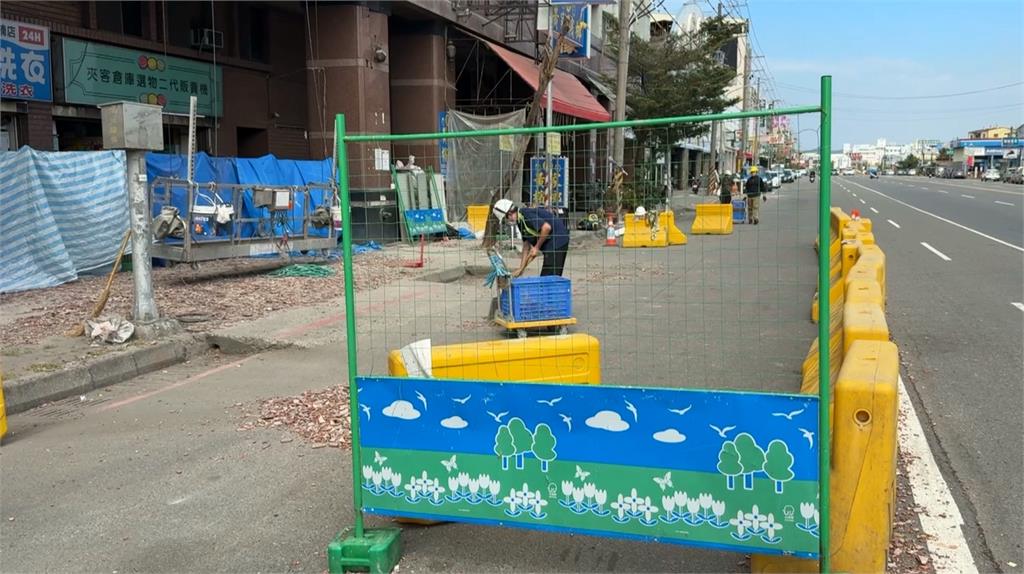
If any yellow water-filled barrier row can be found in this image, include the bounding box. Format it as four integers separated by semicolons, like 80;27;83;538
690;203;733;235
622;211;688;247
388;333;601;385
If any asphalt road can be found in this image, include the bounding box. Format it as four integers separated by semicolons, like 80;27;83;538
833;175;1024;572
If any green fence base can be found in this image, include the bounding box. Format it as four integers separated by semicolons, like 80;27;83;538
327;527;402;574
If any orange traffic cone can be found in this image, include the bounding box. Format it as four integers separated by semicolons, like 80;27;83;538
605;215;617;247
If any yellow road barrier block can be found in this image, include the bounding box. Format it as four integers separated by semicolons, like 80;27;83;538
690;203;733;235
0;373;7;441
856;231;875;245
388;333;601;385
622;214;669;248
857;244;886;298
843;302;888;353
842;241;860;280
659;211;688;245
846;259;886;305
755;340;899;574
846;278;884;311
466;204;489;233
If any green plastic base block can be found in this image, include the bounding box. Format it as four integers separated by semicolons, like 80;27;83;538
327;527;402;574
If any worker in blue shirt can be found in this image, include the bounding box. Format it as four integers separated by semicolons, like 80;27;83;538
492;198;569;277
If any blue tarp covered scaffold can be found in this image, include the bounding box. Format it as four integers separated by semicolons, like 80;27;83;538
146;152;335;241
0;147;129;294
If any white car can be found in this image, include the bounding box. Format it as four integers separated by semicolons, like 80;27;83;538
764;171;782;189
982;169;1001;181
842;169;856;176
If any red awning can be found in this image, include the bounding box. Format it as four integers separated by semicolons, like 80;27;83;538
484;41;612;123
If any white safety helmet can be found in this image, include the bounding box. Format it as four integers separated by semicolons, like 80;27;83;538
634;206;647;217
493;198;515;222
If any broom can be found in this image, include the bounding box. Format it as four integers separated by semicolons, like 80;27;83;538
66;229;132;337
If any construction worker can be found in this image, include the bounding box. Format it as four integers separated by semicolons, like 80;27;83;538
493;199;569;277
744;166;768;225
719;169;736;205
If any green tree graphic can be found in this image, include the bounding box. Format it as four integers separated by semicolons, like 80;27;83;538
763;439;795;493
531;423;557;472
734;433;766;490
716;440;742;490
507;418;534;469
494;425;515;470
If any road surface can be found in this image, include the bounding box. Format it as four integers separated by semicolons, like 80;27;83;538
833;175;1023;572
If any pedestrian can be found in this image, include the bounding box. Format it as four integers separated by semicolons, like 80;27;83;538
492;199;570;277
744;166;768;225
708;162;721;197
719;169;735;205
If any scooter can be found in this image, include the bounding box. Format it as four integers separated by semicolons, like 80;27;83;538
809;172;816;183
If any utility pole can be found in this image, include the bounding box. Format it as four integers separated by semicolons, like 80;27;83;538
705;2;723;183
739;39;751;172
613;0;632;165
752;78;761;168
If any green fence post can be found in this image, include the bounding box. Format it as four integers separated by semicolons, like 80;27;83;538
327;113;402;574
817;75;833;574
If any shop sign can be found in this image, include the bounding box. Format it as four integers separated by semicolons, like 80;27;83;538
62;38;222;116
549;3;591;59
530;156;569;208
0;19;52;102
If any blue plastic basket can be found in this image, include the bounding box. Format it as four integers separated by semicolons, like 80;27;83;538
732;199;747;223
499;276;572;322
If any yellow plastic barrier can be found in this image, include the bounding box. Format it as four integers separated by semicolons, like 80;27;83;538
622;214;669;248
0;373;7;441
843;302;888;354
856;231;875;245
841;241;860;280
846;278;884;311
466;204;489;233
659;211;688;245
690;203;733;235
755;340;899;574
387;333;601;385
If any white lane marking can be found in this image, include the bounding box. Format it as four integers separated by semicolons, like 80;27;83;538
845;179;1024;253
930;180;1024;196
851;193;857;197
1012;302;1024;312
921;187;929;190
921;242;952;261
961;194;975;199
870;207;879;214
994;200;1015;206
937;190;949;194
859;198;866;204
898;377;978;574
887;219;901;229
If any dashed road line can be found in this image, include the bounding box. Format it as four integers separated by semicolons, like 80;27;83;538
961;194;975;199
921;242;952;261
898;377;979;574
937;190;949;194
921;187;929;190
844;179;1024;253
1012;302;1024;313
887;219;901;229
870;207;879;214
851;192;857;197
859;198;866;204
994;200;1015;206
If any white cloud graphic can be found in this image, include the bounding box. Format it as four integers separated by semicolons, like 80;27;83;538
382;400;421;420
440;415;468;429
585;410;630;432
653;428;686;443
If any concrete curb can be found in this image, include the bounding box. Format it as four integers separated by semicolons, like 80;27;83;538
3;335;209;415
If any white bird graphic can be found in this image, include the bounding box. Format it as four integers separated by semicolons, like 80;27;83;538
374;451;387;465
415;391;428;411
440;455;458;472
486;410;509;423
772;408;805;420
653;471;673;491
798;428;815;449
624;399;638;422
667;405;692;416
537;397;563;406
359;404;371;419
574;465;591;481
559;413;572;431
710;424;737;438
452;395;472;404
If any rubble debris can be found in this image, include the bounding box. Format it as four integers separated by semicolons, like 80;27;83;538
237;385;351;449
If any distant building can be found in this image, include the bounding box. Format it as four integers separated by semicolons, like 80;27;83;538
968;126;1013;139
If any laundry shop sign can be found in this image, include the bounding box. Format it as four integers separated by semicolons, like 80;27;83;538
62;38;222;116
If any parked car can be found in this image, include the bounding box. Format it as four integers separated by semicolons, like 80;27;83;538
982;168;1001;181
884;169;895;176
764;171;782;189
782;169;795;183
907;169;917;176
841;168;856;176
1005;167;1024;184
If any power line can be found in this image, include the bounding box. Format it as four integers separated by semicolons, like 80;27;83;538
774;80;1024;100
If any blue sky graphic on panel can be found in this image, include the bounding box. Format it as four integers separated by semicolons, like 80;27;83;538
357;377;820;481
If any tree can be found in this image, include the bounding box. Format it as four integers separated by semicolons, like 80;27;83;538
763;440;795;494
604;15;743;153
531;424;558;472
938;147;953;162
507;418;534;470
733;433;765;490
717;440;742;490
494;425;515;470
897;154;920;171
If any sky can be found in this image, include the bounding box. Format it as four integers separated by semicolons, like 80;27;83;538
661;0;1024;149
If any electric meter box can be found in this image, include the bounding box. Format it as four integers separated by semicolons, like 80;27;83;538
99;101;164;150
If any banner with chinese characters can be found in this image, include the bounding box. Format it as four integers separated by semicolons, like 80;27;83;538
530;156;569;208
357;376;821;557
1;19;52;102
549;3;591;59
61;38;223;116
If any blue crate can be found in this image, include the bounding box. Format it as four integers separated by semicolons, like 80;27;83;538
499;276;572;322
732;199;747;223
